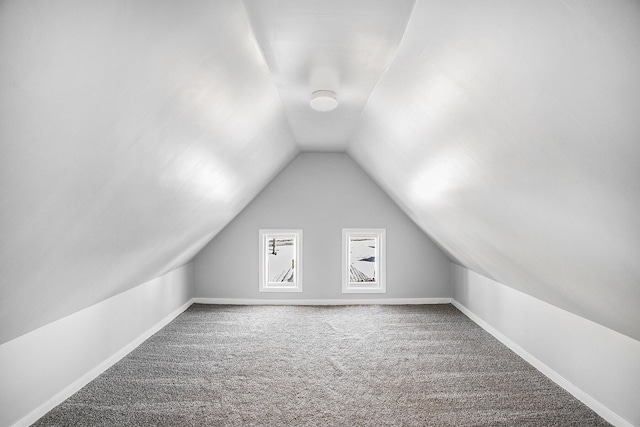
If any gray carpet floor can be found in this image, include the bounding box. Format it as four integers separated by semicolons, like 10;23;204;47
34;304;610;426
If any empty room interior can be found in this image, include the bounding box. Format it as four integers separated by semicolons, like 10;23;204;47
1;0;639;426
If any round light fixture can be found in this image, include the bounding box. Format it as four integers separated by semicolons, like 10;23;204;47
310;90;338;112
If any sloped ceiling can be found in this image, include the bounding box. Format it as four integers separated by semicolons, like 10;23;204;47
0;0;297;344
349;0;640;340
1;0;639;344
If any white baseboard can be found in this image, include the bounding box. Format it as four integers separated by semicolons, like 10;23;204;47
11;293;629;427
451;300;632;427
193;297;452;305
13;298;194;427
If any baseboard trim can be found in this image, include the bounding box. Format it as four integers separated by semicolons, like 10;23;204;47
13;298;195;427
193;297;451;305
451;300;632;427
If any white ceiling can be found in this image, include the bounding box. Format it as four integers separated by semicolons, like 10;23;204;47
1;0;639;343
348;0;640;339
0;0;298;343
243;0;415;151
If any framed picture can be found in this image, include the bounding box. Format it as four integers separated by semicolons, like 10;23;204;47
259;229;303;292
342;228;386;293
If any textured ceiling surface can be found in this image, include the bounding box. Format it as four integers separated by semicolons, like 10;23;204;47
243;0;415;151
1;0;639;343
0;0;298;344
349;0;640;340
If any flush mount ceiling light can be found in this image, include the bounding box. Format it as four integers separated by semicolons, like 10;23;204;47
310;90;338;112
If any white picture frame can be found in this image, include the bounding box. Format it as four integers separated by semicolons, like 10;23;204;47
259;229;303;292
342;228;386;293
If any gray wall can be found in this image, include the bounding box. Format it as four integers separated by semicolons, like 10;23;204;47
194;153;450;299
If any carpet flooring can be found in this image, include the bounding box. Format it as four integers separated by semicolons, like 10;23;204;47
34;304;610;426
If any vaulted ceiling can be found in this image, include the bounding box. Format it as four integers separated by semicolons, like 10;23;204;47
1;0;638;344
